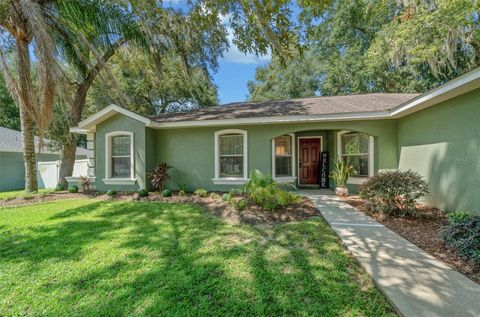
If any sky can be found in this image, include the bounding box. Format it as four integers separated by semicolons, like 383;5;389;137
165;0;272;105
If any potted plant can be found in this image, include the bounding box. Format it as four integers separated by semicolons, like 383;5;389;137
331;158;355;197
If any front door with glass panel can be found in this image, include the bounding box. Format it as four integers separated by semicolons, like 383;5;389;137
299;138;321;185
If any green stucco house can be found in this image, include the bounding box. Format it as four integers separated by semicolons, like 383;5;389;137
70;68;480;214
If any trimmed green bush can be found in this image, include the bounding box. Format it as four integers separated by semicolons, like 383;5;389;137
138;189;149;197
360;170;429;216
442;211;480;266
68;186;79;193
162;189;172;197
222;193;232;202
106;189;117;197
194;188;208;197
55;184;65;192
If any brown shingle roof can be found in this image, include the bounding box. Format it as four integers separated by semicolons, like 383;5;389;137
151;93;420;123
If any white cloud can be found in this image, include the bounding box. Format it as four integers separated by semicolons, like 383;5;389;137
222;31;271;64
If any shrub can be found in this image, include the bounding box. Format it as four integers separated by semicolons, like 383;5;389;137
179;184;188;192
151;163;172;192
442;211;480;266
68;186;79;193
162;189;172;197
138;189;149;197
55;183;65;192
331;158;355;188
106;189;117;197
447;211;472;224
244;171;301;211
79;175;91;193
231;198;247;211
194;188;208;197
222;193;232;202
210;192;221;200
359;170;429;216
178;190;186;197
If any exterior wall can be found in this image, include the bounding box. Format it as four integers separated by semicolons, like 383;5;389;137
155;120;398;192
398;88;480;214
0;152;63;191
94;114;148;191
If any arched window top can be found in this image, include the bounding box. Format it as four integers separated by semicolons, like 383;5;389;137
337;130;374;180
213;129;248;184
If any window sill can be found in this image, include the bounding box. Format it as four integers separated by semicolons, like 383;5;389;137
103;178;137;185
347;177;369;185
273;176;297;183
212;178;249;185
65;176;96;183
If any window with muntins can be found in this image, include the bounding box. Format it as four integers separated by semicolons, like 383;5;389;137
219;134;244;177
340;132;369;176
274;135;292;177
111;135;131;178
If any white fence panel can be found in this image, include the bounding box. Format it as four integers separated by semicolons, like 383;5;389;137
37;160;60;189
37;159;89;189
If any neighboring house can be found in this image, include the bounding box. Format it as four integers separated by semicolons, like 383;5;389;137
0;127;88;191
70;68;480;214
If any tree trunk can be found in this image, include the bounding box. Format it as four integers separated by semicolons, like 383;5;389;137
57;87;86;188
20;108;38;192
16;37;38;192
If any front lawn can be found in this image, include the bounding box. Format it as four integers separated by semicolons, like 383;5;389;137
0;199;395;316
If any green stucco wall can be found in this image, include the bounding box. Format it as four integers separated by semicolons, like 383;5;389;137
0;152;65;191
155;120;398;192
94;114;148;191
398;88;480;213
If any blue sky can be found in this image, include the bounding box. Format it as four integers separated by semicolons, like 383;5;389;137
213;49;270;104
165;0;272;104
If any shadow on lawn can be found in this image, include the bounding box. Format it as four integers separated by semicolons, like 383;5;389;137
0;200;395;316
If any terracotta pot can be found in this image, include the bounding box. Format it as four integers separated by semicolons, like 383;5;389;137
335;187;349;197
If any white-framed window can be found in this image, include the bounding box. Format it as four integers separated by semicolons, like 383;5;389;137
272;134;296;182
213;129;248;185
104;131;136;185
337;130;374;183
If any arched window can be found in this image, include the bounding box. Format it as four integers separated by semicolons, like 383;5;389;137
337;131;374;180
272;134;296;182
213;129;248;184
104;131;135;185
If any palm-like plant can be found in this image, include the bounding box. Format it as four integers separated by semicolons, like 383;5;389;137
331;157;355;189
151;163;172;192
0;0;145;192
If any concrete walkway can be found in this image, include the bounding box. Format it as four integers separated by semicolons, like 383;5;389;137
302;191;480;317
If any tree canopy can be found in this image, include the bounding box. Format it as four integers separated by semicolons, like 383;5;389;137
248;0;480;101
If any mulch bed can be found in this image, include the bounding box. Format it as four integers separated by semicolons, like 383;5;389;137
343;196;480;284
0;191;320;225
140;192;320;225
0;192;98;207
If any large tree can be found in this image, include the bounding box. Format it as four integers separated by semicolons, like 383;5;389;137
0;0;69;192
248;0;480;101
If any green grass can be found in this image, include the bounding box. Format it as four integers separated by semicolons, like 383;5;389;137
0;199;396;316
0;188;54;200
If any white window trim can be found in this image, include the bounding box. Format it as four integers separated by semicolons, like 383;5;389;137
272;133;297;183
337;130;374;185
213;129;248;185
103;131;136;185
297;136;323;185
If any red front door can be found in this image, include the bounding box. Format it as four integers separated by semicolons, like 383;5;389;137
299;138;321;184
